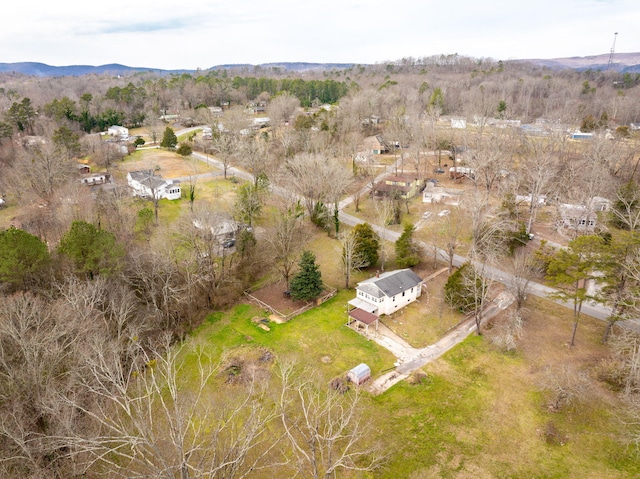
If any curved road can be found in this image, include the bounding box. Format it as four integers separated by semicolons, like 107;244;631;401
183;131;615;323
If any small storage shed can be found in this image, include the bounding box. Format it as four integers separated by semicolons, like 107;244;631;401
347;363;371;386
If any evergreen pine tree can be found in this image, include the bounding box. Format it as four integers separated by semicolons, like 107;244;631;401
289;250;323;301
160;126;178;149
395;223;420;267
352;222;380;267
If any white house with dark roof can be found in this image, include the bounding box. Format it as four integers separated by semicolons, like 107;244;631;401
126;170;181;200
107;125;129;138
348;269;423;316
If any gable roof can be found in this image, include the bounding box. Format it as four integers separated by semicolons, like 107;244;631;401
128;170;173;190
357;269;422;298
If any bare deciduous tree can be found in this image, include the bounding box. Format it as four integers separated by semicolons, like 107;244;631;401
278;363;385;479
267;92;300;137
539;365;593;411
520;135;560;235
282;152;352;226
67;340;283;479
5;141;75;202
506;248;541;313
263;201;310;289
435;208;465;273
339;231;369;289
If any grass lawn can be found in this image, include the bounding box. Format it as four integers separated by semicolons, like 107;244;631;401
374;333;639;478
184;282;640;478
191;290;397;380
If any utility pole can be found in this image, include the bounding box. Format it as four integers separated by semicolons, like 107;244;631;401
607;32;618;71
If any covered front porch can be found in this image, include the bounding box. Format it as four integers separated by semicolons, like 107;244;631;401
346;305;379;338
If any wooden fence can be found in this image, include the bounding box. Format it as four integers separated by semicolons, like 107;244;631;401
244;286;337;322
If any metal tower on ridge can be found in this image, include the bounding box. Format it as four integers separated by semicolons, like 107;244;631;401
607;32;618;71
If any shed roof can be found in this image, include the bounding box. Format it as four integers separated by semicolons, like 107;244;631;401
348;307;379;325
348;363;371;378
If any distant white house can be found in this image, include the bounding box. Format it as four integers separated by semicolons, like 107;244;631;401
107;125;129;138
423;184;464;205
127;170;181;200
192;217;243;241
449;166;475;180
252;117;270;129
558;204;596;231
80;173;112;186
348;269;423;316
202;127;213;139
570;131;594;140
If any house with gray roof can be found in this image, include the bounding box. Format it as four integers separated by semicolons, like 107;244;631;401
126;170;181;200
348;269;423;316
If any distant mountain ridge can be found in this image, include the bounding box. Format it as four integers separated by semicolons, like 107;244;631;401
1;55;639;77
0;61;355;77
525;52;640;73
0;62;191;77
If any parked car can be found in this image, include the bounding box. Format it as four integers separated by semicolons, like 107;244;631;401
438;209;450;217
222;238;236;248
422;211;432;219
433;168;445;174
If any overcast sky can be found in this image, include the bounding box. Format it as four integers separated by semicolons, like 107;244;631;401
2;0;638;70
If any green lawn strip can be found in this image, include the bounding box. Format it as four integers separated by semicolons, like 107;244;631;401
177;129;200;142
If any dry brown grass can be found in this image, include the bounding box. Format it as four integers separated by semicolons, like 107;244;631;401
383;269;465;347
116;149;211;179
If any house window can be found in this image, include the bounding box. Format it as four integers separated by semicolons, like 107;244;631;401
402;291;405;297
392;296;396;302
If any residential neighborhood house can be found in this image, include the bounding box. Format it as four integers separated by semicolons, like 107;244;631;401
423;184;464;205
348;269;423;316
80;173;112;186
107;125;129;139
363;135;389;155
449;166;475;180
557;196;611;233
127;170;181;200
372;175;425;200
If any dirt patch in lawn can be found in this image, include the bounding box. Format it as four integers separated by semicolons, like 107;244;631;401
247;281;310;316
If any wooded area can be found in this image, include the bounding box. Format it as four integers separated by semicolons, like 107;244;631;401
1;56;640;477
